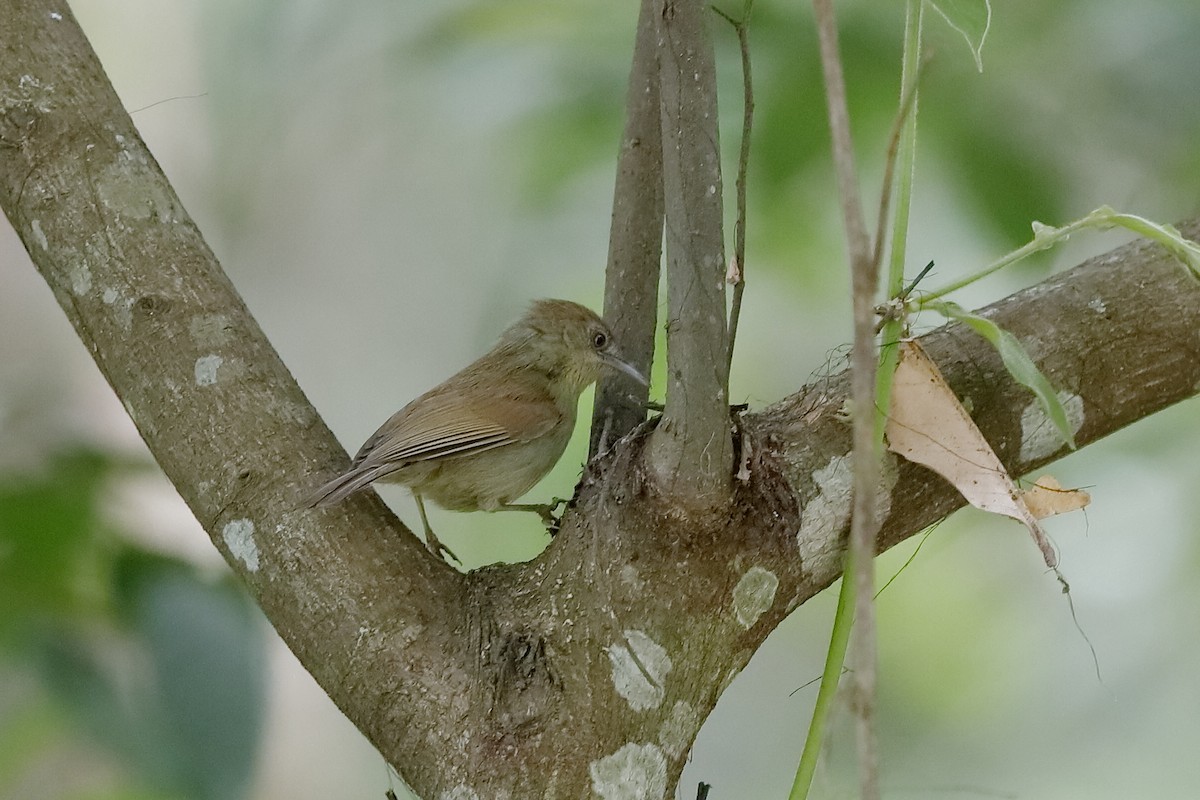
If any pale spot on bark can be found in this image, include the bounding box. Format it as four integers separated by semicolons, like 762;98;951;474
732;566;778;629
103;287;132;332
69;262;92;295
589;742;668;800
222;519;259;572
355;625;373;648
796;454;898;574
97;148;183;223
1020;391;1084;462
796;454;853;574
607;630;672;711
437;787;480;800
194;354;222;386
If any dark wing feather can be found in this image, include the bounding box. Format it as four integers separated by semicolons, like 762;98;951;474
305;385;562;508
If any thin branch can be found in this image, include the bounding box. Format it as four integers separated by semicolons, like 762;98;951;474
712;1;756;381
873;0;925;554
812;0;872;268
811;1;881;799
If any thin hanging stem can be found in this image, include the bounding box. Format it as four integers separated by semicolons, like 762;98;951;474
714;0;757;383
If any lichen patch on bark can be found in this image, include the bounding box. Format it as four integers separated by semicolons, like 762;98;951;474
589;742;668;800
607;630;672;711
221;518;259;572
731;566;778;629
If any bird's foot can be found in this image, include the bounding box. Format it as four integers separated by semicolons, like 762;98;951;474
424;529;461;565
537;497;568;536
497;498;569;536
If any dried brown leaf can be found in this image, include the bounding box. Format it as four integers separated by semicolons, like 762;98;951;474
886;340;1073;567
1022;475;1090;519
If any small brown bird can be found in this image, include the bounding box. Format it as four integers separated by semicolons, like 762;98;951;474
305;299;646;561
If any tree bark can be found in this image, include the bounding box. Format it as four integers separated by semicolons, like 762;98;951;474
649;0;734;511
590;0;664;460
2;2;1198;799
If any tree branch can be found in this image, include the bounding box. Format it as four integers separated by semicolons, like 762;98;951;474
761;233;1200;572
0;3;469;793
589;0;664;460
649;0;734;510
712;0;755;378
4;3;1198;798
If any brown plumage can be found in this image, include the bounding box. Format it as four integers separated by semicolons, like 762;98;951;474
304;299;646;561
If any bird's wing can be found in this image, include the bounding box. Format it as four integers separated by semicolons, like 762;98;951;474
353;389;563;470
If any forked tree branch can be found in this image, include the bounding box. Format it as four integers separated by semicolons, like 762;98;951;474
3;2;1198;798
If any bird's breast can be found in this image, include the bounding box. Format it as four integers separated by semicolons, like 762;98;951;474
410;418;574;512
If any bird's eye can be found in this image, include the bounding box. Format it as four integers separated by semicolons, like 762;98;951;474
592;331;608;349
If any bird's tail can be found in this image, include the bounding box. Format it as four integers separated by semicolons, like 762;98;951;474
301;465;386;508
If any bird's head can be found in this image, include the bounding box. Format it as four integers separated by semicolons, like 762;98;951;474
501;299;648;398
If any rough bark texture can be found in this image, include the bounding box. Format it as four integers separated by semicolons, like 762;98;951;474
3;3;1199;799
589;0;664;460
648;0;735;510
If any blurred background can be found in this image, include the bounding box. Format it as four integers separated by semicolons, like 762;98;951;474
2;0;1198;798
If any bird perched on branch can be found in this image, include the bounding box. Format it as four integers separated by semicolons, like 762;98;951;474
305;298;647;562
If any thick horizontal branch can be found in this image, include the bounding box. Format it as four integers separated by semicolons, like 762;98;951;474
757;225;1200;592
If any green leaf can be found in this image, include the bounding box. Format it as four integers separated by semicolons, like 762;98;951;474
927;0;991;71
0;448;119;636
929;301;1077;450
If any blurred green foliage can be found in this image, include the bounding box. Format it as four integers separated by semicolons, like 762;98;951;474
0;449;264;800
412;0;1197;272
200;0;1200;280
414;0;1075;248
0;450;115;633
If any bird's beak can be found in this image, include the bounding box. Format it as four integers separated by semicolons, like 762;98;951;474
601;352;649;386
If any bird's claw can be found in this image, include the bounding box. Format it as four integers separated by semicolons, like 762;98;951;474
539;497;568;536
424;532;461;565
